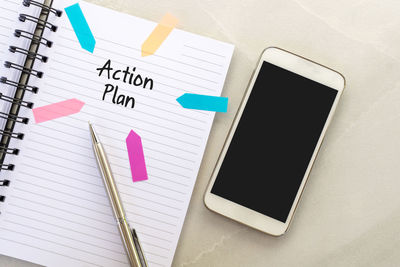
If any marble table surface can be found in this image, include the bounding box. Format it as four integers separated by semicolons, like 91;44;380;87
2;0;400;266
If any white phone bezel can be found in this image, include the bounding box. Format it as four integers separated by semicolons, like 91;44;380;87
204;47;345;236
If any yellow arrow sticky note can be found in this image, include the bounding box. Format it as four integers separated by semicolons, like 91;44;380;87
141;13;178;57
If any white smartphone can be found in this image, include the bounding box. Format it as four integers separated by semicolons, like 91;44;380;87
204;47;345;236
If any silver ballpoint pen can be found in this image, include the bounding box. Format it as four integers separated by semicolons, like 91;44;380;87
89;122;147;267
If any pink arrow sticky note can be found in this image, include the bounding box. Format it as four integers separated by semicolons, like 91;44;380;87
126;130;148;182
32;98;85;123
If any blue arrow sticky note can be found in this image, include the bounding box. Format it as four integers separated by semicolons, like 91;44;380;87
65;3;95;53
176;93;228;112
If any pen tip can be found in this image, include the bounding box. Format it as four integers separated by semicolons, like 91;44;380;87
88;122;99;143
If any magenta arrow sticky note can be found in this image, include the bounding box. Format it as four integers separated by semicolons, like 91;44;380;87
32;98;85;123
126;130;148;182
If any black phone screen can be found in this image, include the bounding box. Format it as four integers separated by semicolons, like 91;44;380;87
211;61;338;223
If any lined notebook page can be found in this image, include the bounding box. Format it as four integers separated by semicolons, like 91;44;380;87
0;1;233;266
0;0;19;60
0;0;21;67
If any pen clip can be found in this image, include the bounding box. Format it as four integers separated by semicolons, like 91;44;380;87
131;228;148;267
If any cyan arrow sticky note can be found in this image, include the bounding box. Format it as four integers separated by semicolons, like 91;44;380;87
176;93;228;112
65;3;96;53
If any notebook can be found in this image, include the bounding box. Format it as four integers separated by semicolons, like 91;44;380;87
0;1;234;266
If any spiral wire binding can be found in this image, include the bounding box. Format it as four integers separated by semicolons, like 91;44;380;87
23;0;63;17
0;1;62;203
14;29;53;47
19;14;58;32
0;112;29;124
9;46;48;63
0;129;24;140
0;93;34;108
0;77;39;93
4;61;44;78
0;145;19;155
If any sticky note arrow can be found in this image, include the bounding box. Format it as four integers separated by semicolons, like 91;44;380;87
141;13;178;57
32;98;85;123
126;130;148;183
176;93;228;112
65;3;96;53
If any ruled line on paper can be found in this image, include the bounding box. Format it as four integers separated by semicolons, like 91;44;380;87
184;44;227;58
4;0;19;4
0;6;18;13
6;210;122;245
13;183;114;218
0;24;12;30
4;218;125;255
129;219;175;235
124;210;177;227
7;203;120;239
10;194;115;226
4;0;19;5
120;193;181;212
60;26;223;75
22;153;101;179
117;177;187;195
22;160;103;188
35;123;88;141
28;136;96;159
117;182;184;203
123;201;179;220
0;236;103;267
18;167;105;198
0;226;128;264
0;16;14;22
181;53;224;67
16;175;109;207
25;145;98;169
